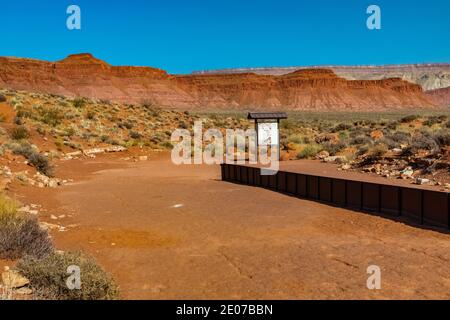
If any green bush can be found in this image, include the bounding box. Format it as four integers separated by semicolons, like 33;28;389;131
10;126;30;140
0;194;53;260
17;251;119;300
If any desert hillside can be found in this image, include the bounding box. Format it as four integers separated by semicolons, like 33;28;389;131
0;54;438;111
194;64;450;91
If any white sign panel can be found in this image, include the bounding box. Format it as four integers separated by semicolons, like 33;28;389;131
258;122;278;146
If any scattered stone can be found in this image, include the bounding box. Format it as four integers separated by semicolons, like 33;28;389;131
14;287;32;295
341;164;351;170
316;150;330;160
415;178;430;185
323;156;346;163
1;270;30;289
50;215;58;220
39;222;60;231
400;167;414;179
138;155;148;161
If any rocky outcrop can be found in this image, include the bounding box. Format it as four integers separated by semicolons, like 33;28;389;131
426;86;450;107
194;64;450;91
0;53;439;111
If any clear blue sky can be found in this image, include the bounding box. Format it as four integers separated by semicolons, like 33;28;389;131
1;0;449;74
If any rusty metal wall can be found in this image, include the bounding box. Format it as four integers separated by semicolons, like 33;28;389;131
221;163;450;230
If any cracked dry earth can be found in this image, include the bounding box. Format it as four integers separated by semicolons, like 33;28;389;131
9;153;450;299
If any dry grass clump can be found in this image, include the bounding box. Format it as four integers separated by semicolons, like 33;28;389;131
0;193;53;260
10;126;30;140
11;143;54;177
17;251;119;300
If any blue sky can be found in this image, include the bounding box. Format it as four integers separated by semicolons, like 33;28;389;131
1;0;449;73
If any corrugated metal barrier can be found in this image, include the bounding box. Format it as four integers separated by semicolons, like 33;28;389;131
221;163;450;230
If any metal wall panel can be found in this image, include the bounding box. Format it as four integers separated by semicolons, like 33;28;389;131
347;181;362;209
423;191;448;228
286;173;297;194
307;176;319;199
221;164;450;230
277;172;287;192
319;177;332;202
380;185;400;216
362;183;380;212
297;174;307;197
332;179;346;206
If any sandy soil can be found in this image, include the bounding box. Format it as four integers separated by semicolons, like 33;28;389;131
7;153;450;300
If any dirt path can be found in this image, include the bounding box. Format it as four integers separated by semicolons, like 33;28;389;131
8;154;450;299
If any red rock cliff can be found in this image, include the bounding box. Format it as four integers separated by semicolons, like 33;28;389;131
0;53;438;111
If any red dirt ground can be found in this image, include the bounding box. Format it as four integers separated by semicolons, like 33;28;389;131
6;153;450;300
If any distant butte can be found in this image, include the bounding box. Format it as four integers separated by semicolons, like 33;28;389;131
0;53;443;111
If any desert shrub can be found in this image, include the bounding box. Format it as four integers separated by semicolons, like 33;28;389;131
280;119;295;130
0;194;53;260
403;134;439;155
16;108;32;119
386;121;398;130
160;141;174;150
39;108;62;127
400;115;419;123
386;131;411;143
100;135;112;143
423;116;442;127
296;144;322;159
118;121;133;130
322;141;347;156
0;94;6;102
14;116;23;125
331;123;352;132
129;131;142;139
73;98;87;109
10;126;30;140
178;121;187;129
288;134;304;144
12;144;54;176
368;143;388;158
433;131;450;147
17;251;119;300
85;110;96;120
350;135;372;146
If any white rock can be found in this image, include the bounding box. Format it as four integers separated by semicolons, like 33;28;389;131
415;178;430;185
1;270;30;289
